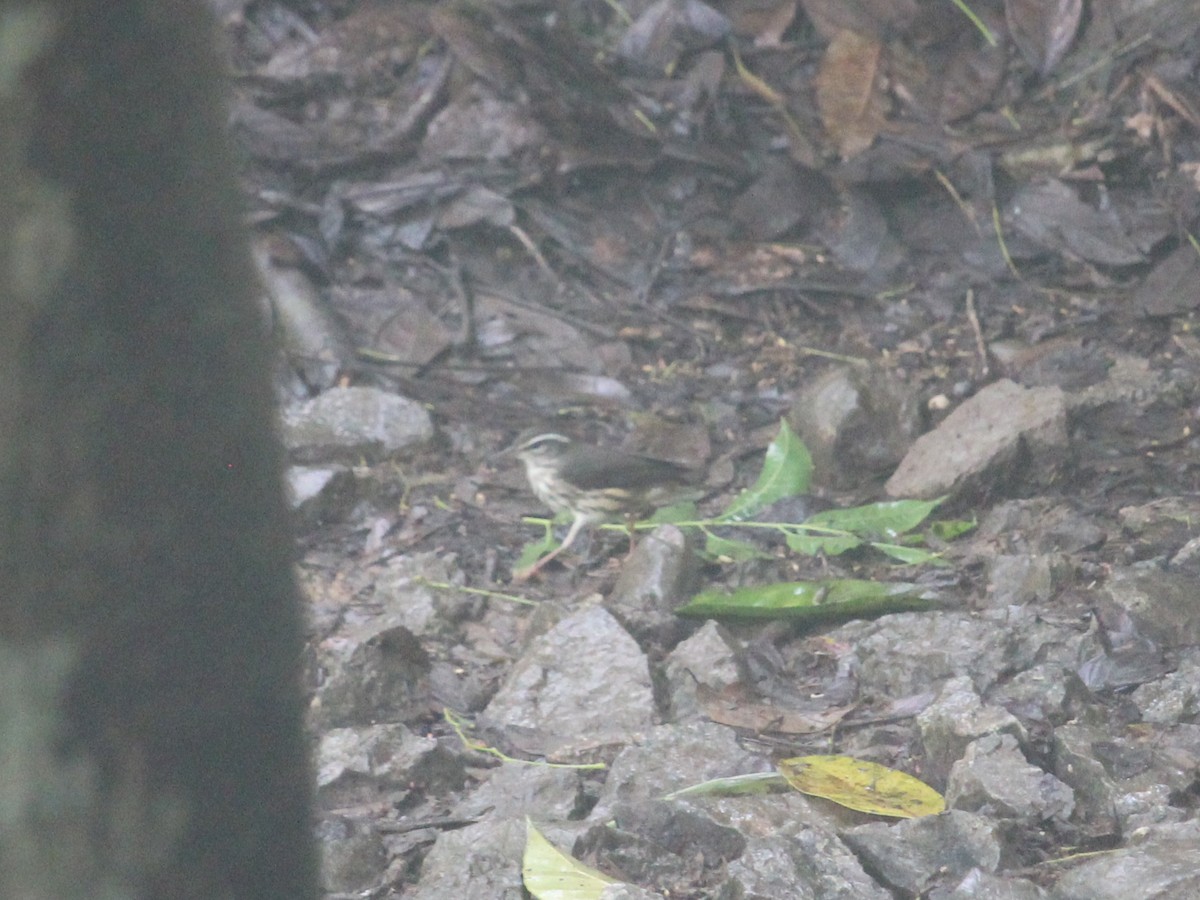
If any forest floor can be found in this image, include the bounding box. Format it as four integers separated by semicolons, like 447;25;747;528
220;0;1200;896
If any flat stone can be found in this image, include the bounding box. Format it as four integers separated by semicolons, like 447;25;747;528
283;385;434;463
886;379;1067;499
482;606;655;745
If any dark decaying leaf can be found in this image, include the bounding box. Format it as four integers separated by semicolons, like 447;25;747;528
1005;0;1083;76
616;0;732;73
430;3;655;159
1006;179;1145;266
730;159;835;241
1133;243;1200;316
696;683;852;735
936;22;1009;122
437;186;516;230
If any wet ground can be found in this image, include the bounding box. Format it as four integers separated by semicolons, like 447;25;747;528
220;0;1200;896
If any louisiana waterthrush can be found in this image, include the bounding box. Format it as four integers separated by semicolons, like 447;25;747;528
512;432;697;580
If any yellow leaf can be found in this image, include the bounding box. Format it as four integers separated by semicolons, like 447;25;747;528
779;755;944;818
523;818;618;900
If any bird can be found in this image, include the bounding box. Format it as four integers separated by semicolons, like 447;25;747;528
511;432;698;581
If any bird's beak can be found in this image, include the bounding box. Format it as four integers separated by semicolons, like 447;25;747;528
489;438;521;465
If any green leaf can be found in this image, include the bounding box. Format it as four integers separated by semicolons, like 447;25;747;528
870;542;945;565
647;500;699;524
786;531;863;556
515;520;560;570
703;531;774;562
677;578;933;622
803;498;944;539
719;420;812;521
523;818;617;899
930;517;976;540
664;772;791;800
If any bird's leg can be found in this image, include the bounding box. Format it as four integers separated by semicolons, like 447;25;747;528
622;512;639;560
513;515;586;582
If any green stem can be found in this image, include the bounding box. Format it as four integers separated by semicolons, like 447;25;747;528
949;0;997;45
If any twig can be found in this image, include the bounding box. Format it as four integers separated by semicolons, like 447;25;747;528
413;576;539;607
507;222;555;278
795;346;870;366
991;204;1021;279
964;288;989;378
932;168;981;234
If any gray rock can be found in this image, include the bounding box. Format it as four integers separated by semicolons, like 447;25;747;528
482;606;655;744
930;867;1048;899
841;810;1001;895
1050;820;1200;899
1074;615;1171;692
286;464;357;526
946;733;1074;824
317;816;387;894
1114;783;1185;832
987;661;1078;724
975;499;1107;555
886;379;1068;499
1168;534;1200;571
408;816;527;900
723;831;888;900
575;817;705;889
1131;649;1200;724
453;762;585;822
1118;495;1200;552
789;365;922;489
283;385;434;462
1065;353;1177;415
1050;723;1120;841
311;617;429;731
611;798;747;868
588;790;881;899
917;676;1027;787
716;795;890;900
369;552;480;638
591;721;771;823
316;723;464;810
663;621;747;723
600;884;665;899
608;524;699;647
986;552;1067;607
1096;564;1200;649
1056;724;1147;844
829;609;1061;699
1099;723;1200;802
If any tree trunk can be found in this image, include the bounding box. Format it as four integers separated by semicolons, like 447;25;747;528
0;1;317;897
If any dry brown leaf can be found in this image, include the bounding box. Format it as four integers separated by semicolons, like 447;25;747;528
697;683;851;734
814;29;890;159
725;0;799;47
799;0;920;41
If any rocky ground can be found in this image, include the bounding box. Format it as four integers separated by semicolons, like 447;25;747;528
218;0;1200;896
